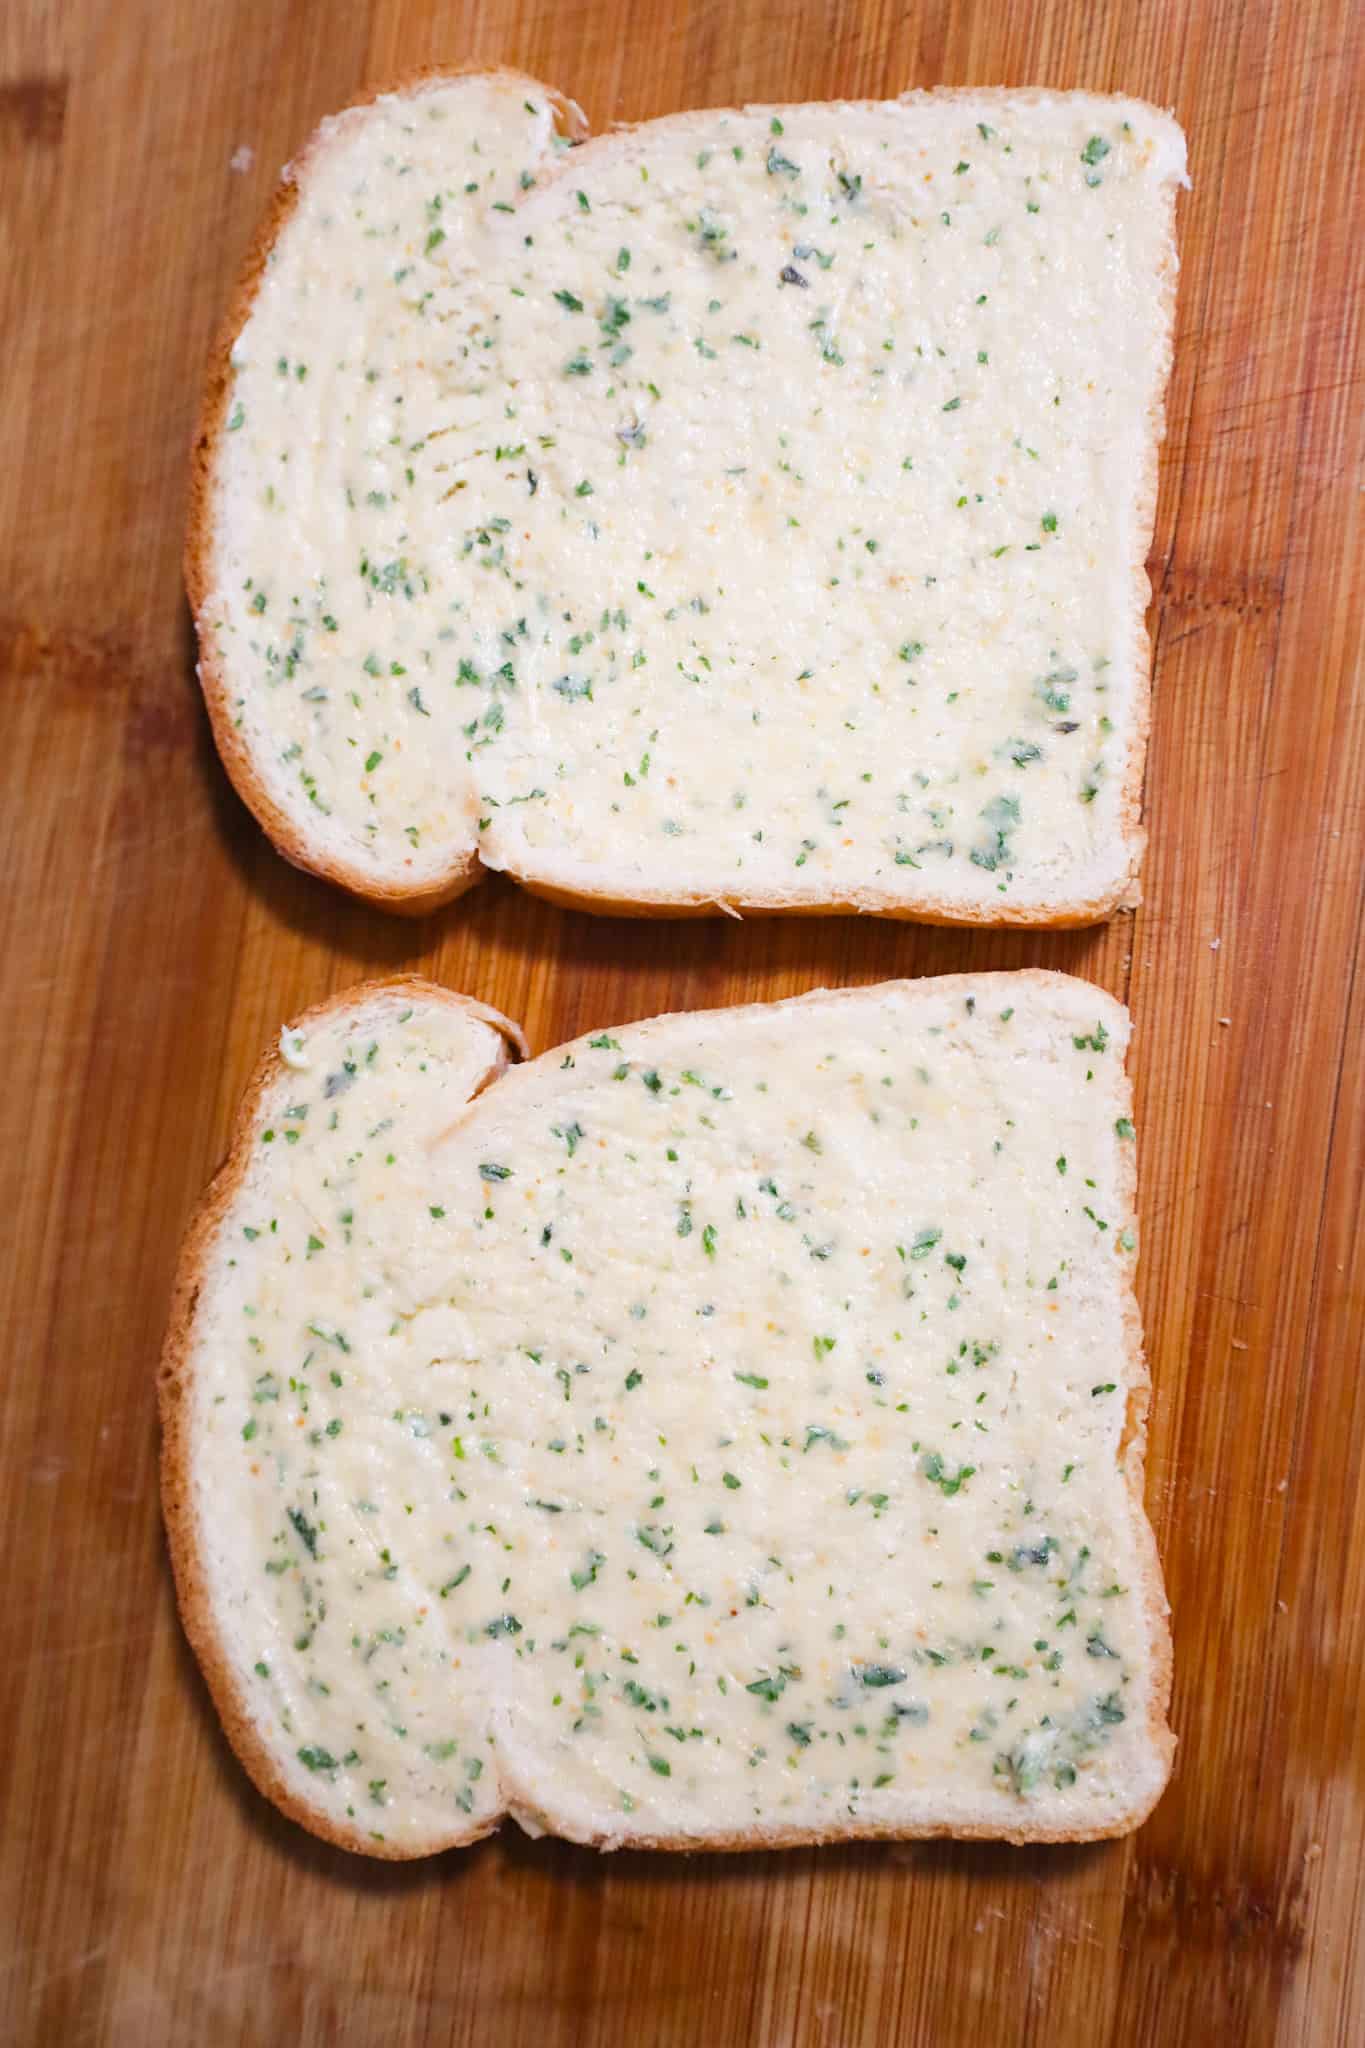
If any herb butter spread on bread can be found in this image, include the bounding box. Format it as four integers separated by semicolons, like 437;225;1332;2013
189;73;1186;921
160;973;1173;1856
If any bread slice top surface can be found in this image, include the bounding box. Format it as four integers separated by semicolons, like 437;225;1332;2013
161;971;1172;1857
191;73;1186;921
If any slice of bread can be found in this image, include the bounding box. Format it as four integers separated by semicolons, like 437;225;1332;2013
160;971;1173;1857
189;73;1186;923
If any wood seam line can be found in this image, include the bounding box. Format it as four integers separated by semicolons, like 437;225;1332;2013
1149;17;1245;610
1263;861;1365;1625
1236;116;1365;1794
785;1851;823;2047
1131;10;1247;1027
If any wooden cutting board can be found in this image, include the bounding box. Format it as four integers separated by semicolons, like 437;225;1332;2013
2;0;1361;2041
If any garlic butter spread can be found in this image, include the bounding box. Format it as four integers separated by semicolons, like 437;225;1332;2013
205;78;1185;913
188;978;1165;1850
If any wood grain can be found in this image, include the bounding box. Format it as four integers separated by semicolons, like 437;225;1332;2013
1;0;1361;2040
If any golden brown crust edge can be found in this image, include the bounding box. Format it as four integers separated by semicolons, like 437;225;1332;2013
512;873;1125;927
1113;149;1183;917
159;969;1172;1858
157;976;527;1859
184;66;589;919
187;73;1180;924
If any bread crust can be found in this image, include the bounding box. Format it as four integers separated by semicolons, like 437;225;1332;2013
187;74;1183;924
513;874;1116;928
184;67;589;919
158;977;527;1857
159;968;1173;1858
